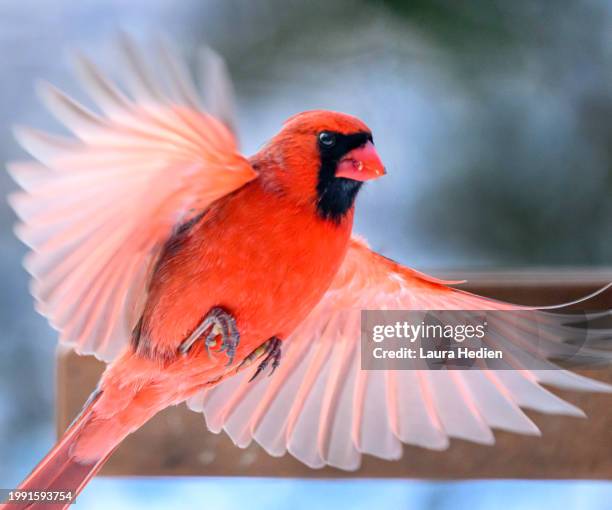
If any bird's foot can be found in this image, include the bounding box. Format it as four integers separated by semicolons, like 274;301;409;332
179;307;240;365
243;336;282;382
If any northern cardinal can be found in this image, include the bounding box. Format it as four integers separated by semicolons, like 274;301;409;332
4;38;611;509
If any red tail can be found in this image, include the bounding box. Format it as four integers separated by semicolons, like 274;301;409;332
2;391;115;510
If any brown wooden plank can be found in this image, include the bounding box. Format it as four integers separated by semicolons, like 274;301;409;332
56;272;612;479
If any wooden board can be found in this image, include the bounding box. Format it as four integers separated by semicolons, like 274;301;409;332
56;271;612;479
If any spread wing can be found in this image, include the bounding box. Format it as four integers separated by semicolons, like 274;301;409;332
187;237;612;470
8;37;256;361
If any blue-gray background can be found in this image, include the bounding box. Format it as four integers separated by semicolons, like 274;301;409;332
0;0;611;508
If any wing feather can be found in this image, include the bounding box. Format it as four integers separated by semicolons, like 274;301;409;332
193;237;612;469
9;38;256;360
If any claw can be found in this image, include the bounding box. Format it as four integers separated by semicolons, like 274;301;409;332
179;307;240;365
247;337;282;382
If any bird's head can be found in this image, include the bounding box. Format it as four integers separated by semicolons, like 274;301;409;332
254;110;386;223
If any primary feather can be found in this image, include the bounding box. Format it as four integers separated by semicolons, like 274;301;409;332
187;238;612;470
9;37;256;361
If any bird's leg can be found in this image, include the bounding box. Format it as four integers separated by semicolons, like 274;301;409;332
241;336;282;382
179;307;240;365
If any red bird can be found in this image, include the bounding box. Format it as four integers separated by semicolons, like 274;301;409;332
4;39;611;508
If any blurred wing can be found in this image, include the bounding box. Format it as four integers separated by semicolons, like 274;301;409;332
188;237;612;470
8;37;256;361
197;45;238;135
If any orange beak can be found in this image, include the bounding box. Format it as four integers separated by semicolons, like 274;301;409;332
335;141;386;182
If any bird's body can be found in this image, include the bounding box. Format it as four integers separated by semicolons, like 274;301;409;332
138;165;354;362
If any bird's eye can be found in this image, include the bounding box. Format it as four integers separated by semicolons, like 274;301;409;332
318;132;336;148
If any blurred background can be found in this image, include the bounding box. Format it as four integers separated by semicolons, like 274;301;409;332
0;0;611;508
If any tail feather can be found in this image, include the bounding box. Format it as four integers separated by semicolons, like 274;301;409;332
2;391;114;510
